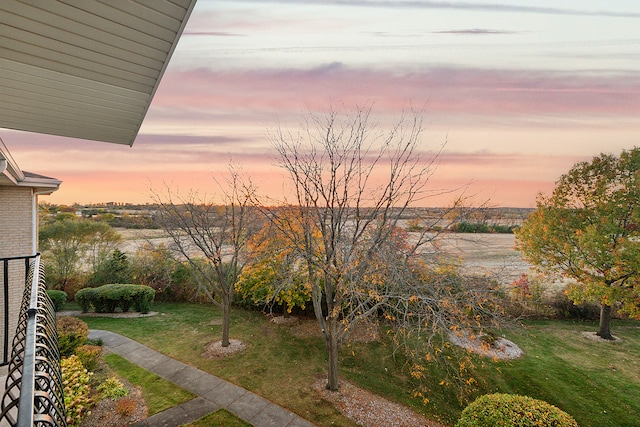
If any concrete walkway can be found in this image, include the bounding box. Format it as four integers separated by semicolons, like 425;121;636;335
88;330;315;427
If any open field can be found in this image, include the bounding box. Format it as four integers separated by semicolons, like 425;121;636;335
78;303;640;427
117;228;531;284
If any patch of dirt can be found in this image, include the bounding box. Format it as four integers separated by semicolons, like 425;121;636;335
203;339;247;358
81;378;147;427
312;376;445;427
448;331;523;360
580;331;622;343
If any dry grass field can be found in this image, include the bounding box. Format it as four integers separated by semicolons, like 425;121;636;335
118;227;531;286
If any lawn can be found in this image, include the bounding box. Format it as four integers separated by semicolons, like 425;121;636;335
103;353;195;415
78;303;640;427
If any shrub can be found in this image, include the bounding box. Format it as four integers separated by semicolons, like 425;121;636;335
46;290;67;312
97;376;128;400
116;398;138;417
94;284;121;313
132;285;155;313
62;355;93;427
57;316;89;357
116;397;137;417
455;393;579;427
75;344;102;372
74;284;155;313
75;287;97;313
549;289;600;320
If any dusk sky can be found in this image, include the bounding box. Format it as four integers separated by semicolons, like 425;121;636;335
3;0;640;207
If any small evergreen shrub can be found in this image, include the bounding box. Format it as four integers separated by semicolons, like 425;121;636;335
46;290;67;312
455;393;579;427
62;355;93;427
75;344;102;372
57;316;89;357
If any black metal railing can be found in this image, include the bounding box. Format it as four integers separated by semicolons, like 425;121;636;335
0;255;67;426
1;255;37;366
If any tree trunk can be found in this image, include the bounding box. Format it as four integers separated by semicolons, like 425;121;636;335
325;317;340;391
221;296;231;347
597;303;613;340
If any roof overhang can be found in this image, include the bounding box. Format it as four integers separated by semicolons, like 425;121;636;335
0;137;61;194
0;0;197;146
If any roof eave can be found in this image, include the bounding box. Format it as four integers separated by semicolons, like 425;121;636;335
128;1;198;147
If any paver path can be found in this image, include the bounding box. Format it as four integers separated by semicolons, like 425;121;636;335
88;330;316;427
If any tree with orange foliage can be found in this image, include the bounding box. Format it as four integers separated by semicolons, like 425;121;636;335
236;207;312;315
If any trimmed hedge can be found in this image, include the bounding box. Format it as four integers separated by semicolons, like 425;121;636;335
75;284;155;314
46;290;67;312
455;393;579;427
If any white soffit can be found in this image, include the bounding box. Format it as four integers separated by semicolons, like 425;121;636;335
0;0;197;146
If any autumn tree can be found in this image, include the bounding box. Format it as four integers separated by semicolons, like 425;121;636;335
269;105;502;391
516;148;640;339
152;170;260;346
236;206;311;315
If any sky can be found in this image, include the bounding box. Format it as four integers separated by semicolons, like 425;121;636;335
3;0;640;207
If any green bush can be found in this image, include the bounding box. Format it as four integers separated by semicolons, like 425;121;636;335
62;355;93;427
46;289;67;312
455;393;579;427
132;285;155;313
75;288;96;313
73;284;155;313
57;316;89;357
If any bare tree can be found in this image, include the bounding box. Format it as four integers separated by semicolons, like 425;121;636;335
268;105;498;391
152;169;259;347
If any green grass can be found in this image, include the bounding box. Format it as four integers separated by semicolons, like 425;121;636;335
103;353;195;415
183;409;252;427
80;303;640;427
491;320;640;427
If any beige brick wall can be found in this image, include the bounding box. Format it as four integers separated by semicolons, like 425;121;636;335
0;186;34;368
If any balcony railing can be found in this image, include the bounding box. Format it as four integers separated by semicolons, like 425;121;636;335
0;255;67;426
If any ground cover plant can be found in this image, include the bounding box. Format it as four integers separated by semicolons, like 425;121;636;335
80;303;640;427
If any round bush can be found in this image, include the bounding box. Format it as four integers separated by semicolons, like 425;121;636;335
455;393;579;427
74;287;97;313
46;289;67;312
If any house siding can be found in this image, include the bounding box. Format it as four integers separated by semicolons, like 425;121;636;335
0;186;34;371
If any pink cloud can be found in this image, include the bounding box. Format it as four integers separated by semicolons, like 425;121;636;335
151;66;640;121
